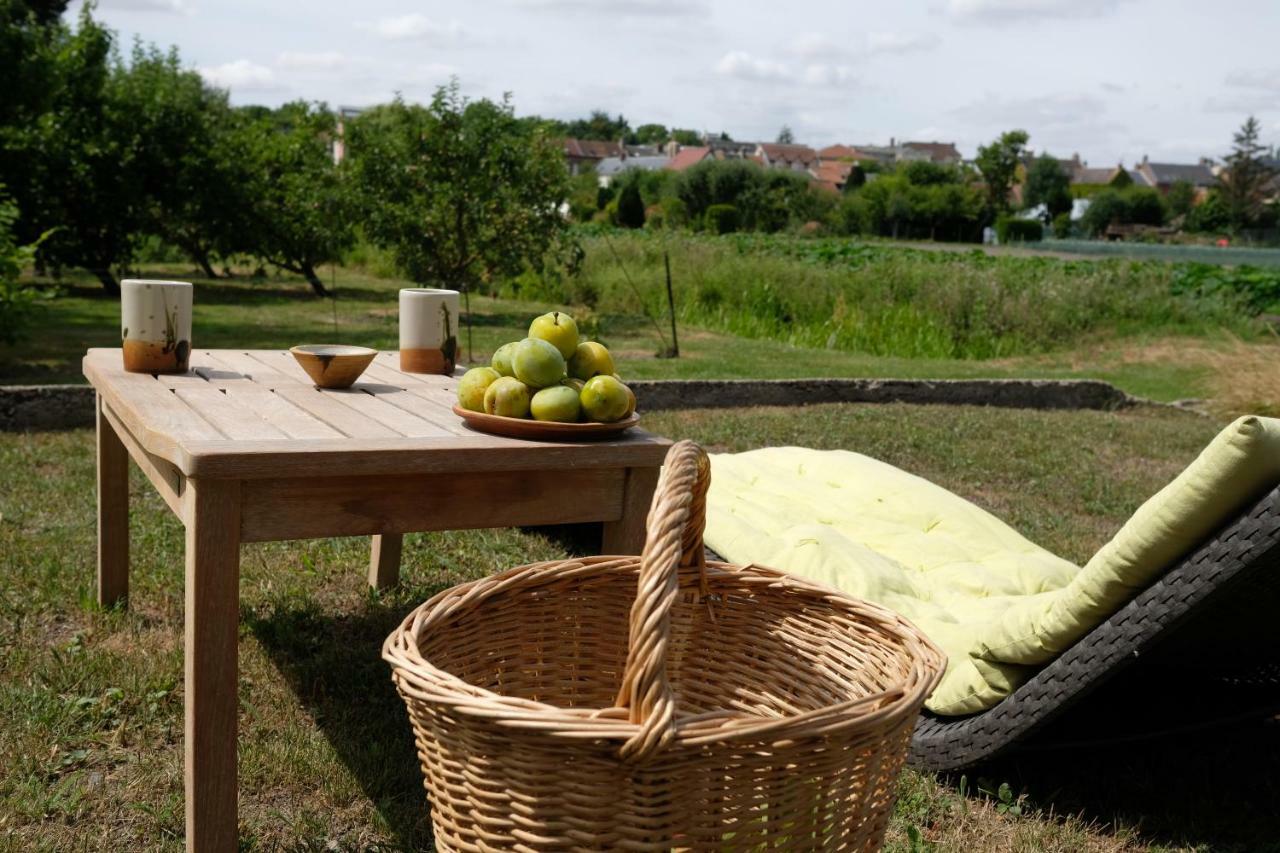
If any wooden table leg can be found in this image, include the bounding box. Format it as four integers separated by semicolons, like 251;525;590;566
97;394;129;608
184;478;241;852
602;466;660;555
368;533;402;591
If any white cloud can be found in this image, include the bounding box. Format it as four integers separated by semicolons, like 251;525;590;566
363;14;467;42
276;51;348;71
867;31;939;55
801;64;853;86
715;51;791;83
1225;69;1280;93
98;0;189;12
514;0;707;15
948;0;1132;23
786;33;844;61
198;60;278;91
716;50;852;87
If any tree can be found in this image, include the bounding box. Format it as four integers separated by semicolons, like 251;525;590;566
350;83;573;339
1220;116;1277;230
671;128;701;146
616;181;646;228
633;123;668;145
776;125;795;144
111;43;241;278
563;110;630;142
0;190;46;344
975;130;1030;216
1024;154;1072;221
234;102;358;295
1109;168;1133;189
1126;187;1167;226
1166;180;1197;218
1080;189;1130;236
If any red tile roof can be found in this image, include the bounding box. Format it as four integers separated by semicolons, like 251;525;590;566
666;146;711;172
818;144;862;161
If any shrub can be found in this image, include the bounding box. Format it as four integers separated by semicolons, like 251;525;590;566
644;205;665;230
705;204;739;234
1051;212;1073;238
829;195;868;235
1186;192;1230;233
616;183;645;229
1127;188;1167;226
0;197;44;345
996;216;1043;243
1081;190;1130;236
661;196;689;228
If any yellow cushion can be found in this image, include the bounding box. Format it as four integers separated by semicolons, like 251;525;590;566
705;416;1280;715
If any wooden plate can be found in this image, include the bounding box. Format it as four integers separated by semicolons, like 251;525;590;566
452;405;640;440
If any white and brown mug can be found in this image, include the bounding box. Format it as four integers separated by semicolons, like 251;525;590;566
399;288;460;374
121;279;192;373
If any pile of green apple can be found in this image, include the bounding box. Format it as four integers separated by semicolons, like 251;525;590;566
456;311;636;424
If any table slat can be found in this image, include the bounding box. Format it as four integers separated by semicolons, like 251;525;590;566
84;350;226;448
272;386;401;439
175;387;290;440
199;350;305;388
324;388;455;437
221;386;344;440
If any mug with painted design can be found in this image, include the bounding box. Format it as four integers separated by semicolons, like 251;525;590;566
120;279;192;373
399;287;460;375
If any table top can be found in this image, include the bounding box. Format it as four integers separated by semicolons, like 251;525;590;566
83;348;671;479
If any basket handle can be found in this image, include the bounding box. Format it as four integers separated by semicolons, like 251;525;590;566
615;440;710;762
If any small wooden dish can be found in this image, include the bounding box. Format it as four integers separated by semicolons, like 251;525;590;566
290;345;377;389
453;405;640;440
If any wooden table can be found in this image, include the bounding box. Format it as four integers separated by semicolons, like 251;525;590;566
83;348;670;851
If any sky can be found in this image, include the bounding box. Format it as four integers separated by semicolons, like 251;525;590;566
68;0;1280;166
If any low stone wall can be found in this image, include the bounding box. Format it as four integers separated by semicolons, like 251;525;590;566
1;385;96;431
627;378;1136;413
0;377;1140;432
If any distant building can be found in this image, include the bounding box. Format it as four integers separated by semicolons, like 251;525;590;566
810;160;856;192
562;138;626;175
666;146;712;172
1134;155;1216;192
595;155;669;187
756;142;819;171
899;141;962;165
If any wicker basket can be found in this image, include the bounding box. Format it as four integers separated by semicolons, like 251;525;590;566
383;440;945;851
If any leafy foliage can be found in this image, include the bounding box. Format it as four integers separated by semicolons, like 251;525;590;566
675;160;829;233
1167;180;1197;218
615;182;646;229
350;83;574;297
0;193;47;344
995;216;1043;243
1220;116;1278;230
230;102;358;295
975;130;1029;215
1024;155;1072;220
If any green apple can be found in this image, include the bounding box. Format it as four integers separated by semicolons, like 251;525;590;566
621;382;636;417
491;341;519;377
530;385;582;422
568;341;615;381
457;366;501;412
512;337;566;389
528;311;579;360
483;376;531;418
580;375;630;423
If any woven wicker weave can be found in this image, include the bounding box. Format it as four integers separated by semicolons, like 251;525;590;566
384;440;945;851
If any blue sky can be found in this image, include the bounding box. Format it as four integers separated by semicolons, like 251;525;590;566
71;0;1280;166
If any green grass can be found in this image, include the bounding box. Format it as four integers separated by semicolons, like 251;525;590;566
3;262;1268;406
3;404;1277;850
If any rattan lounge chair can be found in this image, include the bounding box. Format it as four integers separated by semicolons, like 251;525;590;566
908;482;1280;771
709;482;1280;772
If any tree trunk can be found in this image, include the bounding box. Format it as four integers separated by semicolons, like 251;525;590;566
301;263;329;297
95;268;121;297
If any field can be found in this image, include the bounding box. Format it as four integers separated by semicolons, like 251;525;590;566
6;234;1280;412
3;403;1278;851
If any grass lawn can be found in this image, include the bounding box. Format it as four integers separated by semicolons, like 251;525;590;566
4;265;1278;412
3;403;1277;851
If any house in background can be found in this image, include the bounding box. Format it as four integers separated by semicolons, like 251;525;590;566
595;155;670;187
666;146;712;172
810;160;856;192
899;141;962;164
562;138;625;175
756;142;819;171
1134;155;1216;194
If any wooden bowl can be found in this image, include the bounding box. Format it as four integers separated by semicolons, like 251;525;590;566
453;405;640;441
289;345;377;389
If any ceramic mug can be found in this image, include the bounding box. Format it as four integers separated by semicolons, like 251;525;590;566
399;288;460;374
121;279;192;373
